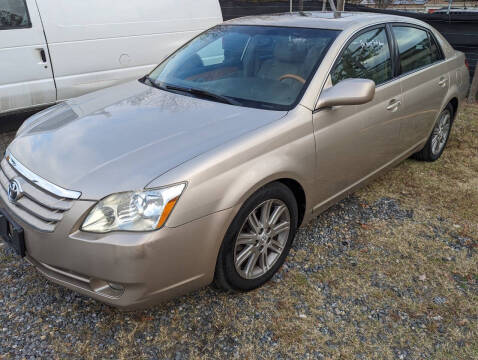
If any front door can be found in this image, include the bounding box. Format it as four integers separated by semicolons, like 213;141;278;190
312;25;403;211
0;0;55;115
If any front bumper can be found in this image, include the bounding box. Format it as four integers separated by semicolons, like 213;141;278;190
0;197;235;309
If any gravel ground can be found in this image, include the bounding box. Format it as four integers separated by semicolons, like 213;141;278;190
0;107;477;359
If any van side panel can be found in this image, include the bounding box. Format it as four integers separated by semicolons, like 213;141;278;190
35;0;223;100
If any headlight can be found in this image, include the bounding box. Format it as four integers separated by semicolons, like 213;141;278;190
81;184;186;233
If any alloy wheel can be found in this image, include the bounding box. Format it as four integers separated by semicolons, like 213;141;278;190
233;199;291;280
431;109;451;156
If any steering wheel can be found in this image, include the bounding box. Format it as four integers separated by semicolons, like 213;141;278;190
279;74;306;84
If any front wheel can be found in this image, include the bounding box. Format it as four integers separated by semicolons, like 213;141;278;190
413;104;453;162
214;182;298;291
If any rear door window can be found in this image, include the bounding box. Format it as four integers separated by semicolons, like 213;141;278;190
0;0;31;29
331;27;393;86
393;26;440;74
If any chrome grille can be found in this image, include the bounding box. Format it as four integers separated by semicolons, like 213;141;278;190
0;156;79;232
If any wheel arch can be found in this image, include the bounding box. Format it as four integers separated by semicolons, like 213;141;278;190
232;173;309;227
428;95;460;139
275;178;306;227
448;97;459;122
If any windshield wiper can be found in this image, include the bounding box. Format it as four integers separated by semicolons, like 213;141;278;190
142;77;242;106
162;84;242;106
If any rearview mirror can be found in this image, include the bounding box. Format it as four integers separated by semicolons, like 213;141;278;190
315;78;376;110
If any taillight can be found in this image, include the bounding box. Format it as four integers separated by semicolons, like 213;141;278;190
465;58;470;70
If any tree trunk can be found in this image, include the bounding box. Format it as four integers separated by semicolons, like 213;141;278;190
468;63;478;104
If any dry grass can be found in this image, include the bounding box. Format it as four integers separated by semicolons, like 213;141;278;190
359;104;478;228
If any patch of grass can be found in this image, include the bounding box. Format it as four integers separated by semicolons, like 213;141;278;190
358;105;478;229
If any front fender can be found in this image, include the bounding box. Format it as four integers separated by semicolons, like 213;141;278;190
148;105;316;228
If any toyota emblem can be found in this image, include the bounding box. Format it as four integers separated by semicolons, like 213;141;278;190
7;179;23;203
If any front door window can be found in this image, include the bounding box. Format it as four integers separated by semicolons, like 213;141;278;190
331;27;393;86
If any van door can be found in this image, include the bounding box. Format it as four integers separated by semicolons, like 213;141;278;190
35;0;223;101
0;0;55;115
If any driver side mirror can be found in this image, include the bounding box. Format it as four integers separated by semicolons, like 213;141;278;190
315;78;376;110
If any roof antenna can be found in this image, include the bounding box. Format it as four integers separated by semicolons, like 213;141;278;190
446;0;453;14
328;0;341;18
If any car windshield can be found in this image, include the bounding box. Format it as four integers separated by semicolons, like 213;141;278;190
146;25;339;110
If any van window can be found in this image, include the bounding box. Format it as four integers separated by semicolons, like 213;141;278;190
331;27;393;86
0;0;31;29
393;26;438;74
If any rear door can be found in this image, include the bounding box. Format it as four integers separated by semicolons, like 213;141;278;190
312;25;403;209
0;0;55;115
391;25;449;150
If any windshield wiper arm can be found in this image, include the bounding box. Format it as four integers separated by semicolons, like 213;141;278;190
142;78;241;106
163;84;242;106
142;76;167;91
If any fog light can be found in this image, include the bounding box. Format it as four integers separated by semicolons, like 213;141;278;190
108;282;124;291
89;279;125;298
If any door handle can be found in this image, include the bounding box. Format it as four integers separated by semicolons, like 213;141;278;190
36;48;47;63
386;99;401;111
438;77;447;87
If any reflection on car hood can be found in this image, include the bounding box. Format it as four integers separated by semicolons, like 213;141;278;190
8;81;287;200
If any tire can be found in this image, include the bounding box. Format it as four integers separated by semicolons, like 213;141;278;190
413;104;454;162
214;182;298;292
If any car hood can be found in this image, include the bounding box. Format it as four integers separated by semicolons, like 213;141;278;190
8;81;287;200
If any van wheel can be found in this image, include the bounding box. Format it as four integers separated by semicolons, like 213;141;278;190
413;104;453;162
214;182;298;291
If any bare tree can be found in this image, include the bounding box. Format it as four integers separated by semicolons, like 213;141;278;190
468;63;478;104
377;0;392;8
337;0;345;11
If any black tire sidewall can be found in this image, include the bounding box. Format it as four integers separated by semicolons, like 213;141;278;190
218;183;298;291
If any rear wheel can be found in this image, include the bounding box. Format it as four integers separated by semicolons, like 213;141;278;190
214;182;298;291
413;104;453;162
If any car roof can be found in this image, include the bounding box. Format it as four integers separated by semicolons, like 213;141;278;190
224;11;420;31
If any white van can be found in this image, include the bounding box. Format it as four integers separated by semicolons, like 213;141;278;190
0;0;222;116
